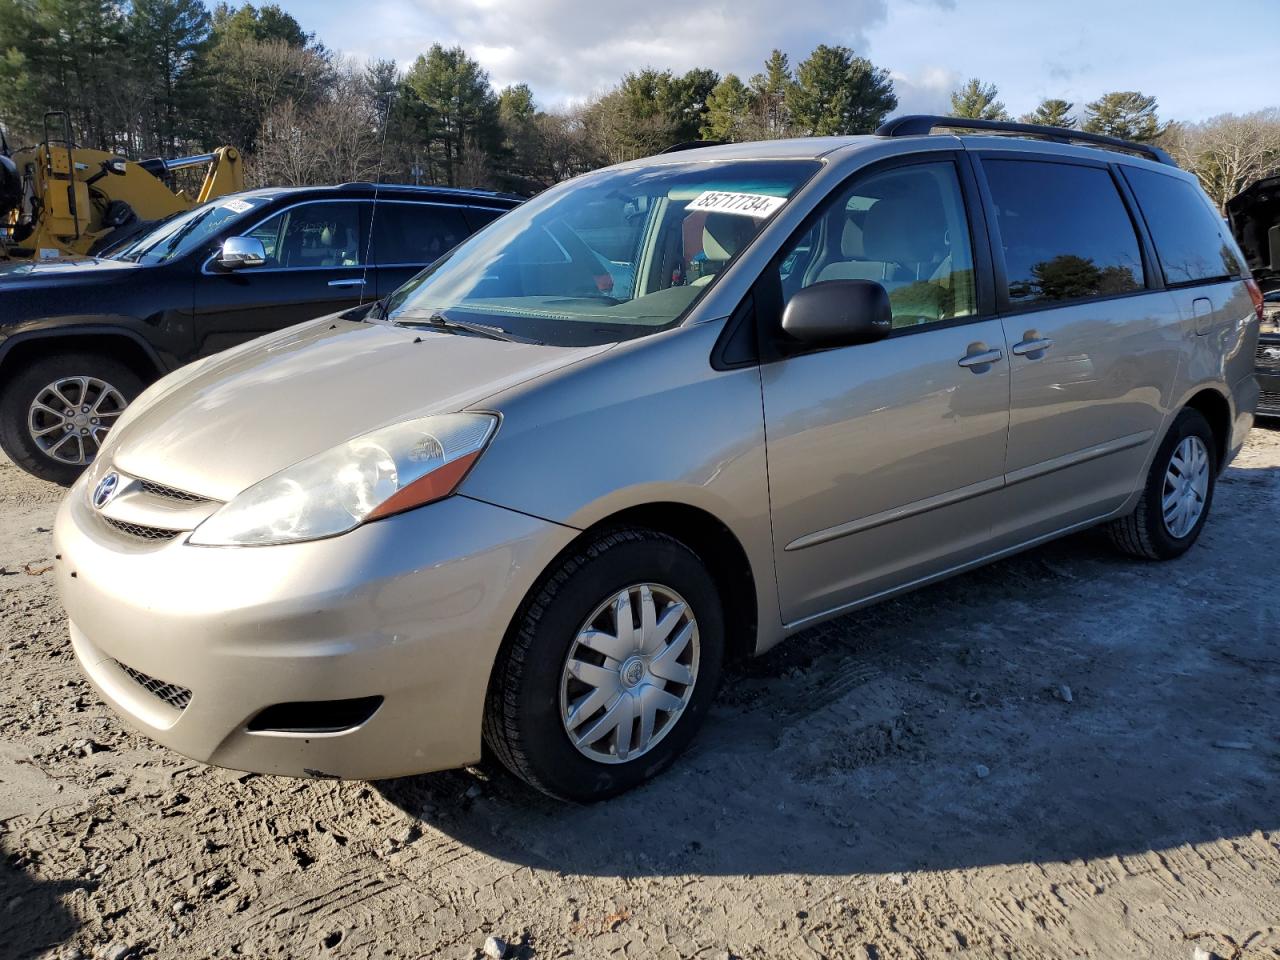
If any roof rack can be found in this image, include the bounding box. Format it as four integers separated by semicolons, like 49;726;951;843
659;140;726;154
874;114;1177;167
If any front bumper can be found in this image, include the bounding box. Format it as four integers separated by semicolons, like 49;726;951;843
54;486;575;780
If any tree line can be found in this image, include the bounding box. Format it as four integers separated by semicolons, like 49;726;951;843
1;0;1277;208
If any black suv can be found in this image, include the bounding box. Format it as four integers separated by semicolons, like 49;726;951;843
0;183;521;482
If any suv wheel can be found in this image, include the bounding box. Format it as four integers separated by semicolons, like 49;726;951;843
0;353;144;485
1108;408;1217;560
483;529;725;801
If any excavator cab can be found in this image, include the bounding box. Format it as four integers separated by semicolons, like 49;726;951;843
0;112;244;262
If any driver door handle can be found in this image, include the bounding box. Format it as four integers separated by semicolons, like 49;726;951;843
328;278;365;288
957;347;1003;369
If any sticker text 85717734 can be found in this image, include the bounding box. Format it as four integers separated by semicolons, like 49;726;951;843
686;191;787;218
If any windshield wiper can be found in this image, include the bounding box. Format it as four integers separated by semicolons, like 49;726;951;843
396;313;542;344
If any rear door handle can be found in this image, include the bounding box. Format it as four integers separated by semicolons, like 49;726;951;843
328;278;365;288
1011;336;1054;357
957;347;1003;369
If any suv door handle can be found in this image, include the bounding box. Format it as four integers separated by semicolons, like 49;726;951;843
957;346;1003;370
1011;336;1054;357
328;278;365;288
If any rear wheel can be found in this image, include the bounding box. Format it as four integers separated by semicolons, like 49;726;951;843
483;529;724;801
1108;408;1217;560
0;352;143;485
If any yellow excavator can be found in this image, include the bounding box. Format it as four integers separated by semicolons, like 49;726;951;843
0;112;245;262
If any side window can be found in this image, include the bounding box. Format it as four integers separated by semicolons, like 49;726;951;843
778;161;978;329
983;159;1144;307
1123;167;1243;285
463;207;507;231
372;203;469;265
243;203;363;269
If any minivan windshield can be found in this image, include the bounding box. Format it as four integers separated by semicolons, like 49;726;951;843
384;160;820;346
110;195;269;265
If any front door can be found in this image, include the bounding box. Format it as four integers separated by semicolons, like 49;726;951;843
193;200;371;356
976;156;1181;546
760;157;1010;625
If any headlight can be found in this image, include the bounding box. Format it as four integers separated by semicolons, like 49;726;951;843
188;413;497;546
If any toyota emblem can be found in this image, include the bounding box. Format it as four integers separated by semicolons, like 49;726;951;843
93;472;119;510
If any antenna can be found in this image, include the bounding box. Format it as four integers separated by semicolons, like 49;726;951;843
359;91;396;306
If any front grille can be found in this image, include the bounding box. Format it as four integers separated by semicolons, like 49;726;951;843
1260;390;1280;413
138;479;210;504
1256;342;1280;371
102;517;181;542
112;660;192;711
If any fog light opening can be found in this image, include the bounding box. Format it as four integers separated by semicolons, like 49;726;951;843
246;696;383;734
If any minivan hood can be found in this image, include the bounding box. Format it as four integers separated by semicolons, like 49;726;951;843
110;317;609;501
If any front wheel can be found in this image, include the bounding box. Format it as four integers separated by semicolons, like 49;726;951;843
0;352;144;485
1108;408;1217;560
483;529;724;801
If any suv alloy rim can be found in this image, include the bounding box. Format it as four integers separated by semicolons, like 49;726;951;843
559;583;700;764
28;376;128;466
1162;435;1210;539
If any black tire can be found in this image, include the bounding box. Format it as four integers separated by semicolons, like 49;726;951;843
1108;408;1217;560
483;528;725;802
0;352;144;486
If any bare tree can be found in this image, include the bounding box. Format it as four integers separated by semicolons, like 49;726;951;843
1165;110;1280;211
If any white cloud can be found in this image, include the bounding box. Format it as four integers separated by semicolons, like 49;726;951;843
344;0;955;108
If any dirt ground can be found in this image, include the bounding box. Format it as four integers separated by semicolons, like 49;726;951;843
1;427;1278;960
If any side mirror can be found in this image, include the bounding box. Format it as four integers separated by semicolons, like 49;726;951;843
782;279;892;347
217;236;266;270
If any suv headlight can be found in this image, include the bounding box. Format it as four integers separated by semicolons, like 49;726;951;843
188;413;497;546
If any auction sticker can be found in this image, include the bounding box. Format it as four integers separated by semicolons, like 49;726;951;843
220;198;256;214
687;190;786;218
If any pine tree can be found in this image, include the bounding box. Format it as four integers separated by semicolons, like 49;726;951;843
749;50;793;138
701;74;755;141
129;0;211;152
1020;98;1075;129
949;78;1009;121
1083;91;1166;142
787;45;897;137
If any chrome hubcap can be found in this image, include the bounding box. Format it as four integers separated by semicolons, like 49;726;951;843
28;376;128;466
1162;435;1210;538
559;583;699;765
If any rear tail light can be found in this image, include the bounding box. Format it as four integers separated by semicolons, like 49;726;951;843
1246;277;1265;325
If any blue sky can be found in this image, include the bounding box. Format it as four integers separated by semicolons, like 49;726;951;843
276;0;1271;122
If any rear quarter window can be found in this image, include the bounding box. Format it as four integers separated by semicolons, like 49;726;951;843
1123;167;1244;285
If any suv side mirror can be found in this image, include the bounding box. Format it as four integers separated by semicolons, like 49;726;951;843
782;279;893;347
217;236;267;270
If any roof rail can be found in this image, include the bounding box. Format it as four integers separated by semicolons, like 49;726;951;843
875;114;1177;167
659;140;726;154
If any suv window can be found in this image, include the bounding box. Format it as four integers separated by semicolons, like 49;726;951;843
776;160;978;328
984;159;1144;307
372;202;469;265
246;202;363;269
1123;167;1243;285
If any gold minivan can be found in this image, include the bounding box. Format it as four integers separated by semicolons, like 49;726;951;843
55;117;1262;800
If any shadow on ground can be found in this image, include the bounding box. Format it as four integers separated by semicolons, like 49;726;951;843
383;455;1280;879
0;845;83;959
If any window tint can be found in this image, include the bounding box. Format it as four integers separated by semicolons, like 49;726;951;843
1124;167;1243;284
984;160;1143;307
372;203;469;265
245;202;363;268
463;207;507;231
776;160;978;329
